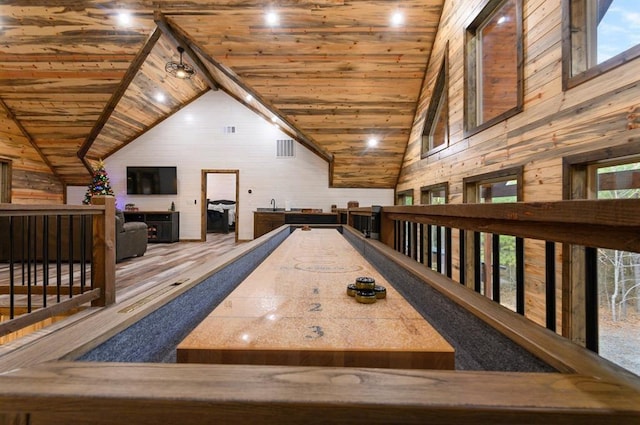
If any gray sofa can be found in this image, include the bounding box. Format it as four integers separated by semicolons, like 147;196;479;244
115;210;148;262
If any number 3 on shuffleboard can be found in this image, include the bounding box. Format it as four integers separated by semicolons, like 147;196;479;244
305;325;324;339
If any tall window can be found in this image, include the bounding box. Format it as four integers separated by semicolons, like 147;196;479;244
593;161;640;375
565;147;640;376
564;0;640;88
421;53;449;157
464;167;523;312
465;0;523;134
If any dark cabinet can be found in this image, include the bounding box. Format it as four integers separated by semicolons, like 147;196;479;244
254;212;286;238
253;211;339;239
124;211;180;243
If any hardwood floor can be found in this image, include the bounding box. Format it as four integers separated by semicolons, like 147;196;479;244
114;232;240;302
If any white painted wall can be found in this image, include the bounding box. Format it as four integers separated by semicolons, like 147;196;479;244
206;173;236;201
105;90;393;240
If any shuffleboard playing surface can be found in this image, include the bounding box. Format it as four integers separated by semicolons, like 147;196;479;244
176;228;454;369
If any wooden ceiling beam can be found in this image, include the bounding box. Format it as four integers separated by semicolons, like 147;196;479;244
76;27;163;173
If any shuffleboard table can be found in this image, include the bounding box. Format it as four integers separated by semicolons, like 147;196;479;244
177;228;454;369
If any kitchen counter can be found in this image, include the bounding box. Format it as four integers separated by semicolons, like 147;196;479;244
253;210;339;238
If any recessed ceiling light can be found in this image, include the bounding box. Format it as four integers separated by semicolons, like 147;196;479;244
117;11;132;27
497;16;507;24
155;92;166;103
391;11;404;26
368;137;378;147
271;116;278;123
266;11;279;26
245;94;253;102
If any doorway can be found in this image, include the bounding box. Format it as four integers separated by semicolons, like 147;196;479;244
201;169;239;242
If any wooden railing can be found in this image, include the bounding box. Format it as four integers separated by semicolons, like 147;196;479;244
1;199;640;423
368;199;640;350
0;196;115;339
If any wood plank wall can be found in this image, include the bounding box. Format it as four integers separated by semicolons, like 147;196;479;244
0;111;63;204
396;0;640;330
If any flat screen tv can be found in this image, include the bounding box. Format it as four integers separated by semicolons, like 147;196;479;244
127;166;177;195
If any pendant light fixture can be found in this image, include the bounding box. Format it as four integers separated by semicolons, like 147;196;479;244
165;46;196;79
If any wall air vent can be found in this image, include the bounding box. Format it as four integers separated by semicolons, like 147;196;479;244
223;126;236;134
276;139;295;158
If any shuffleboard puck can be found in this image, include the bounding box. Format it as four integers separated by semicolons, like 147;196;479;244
355;276;376;290
355;289;377;304
346;283;358;297
374;285;387;299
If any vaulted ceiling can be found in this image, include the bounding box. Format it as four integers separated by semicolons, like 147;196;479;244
0;1;444;188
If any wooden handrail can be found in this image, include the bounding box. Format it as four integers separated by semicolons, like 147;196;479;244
379;199;640;252
0;204;105;216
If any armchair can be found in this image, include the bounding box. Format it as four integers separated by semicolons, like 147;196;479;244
115;210;148;262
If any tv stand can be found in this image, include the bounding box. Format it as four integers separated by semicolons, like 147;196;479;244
123;211;179;243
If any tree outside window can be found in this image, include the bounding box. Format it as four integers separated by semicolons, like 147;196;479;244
593;160;640;375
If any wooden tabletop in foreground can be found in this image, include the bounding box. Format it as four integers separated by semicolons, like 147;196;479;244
177;228;454;369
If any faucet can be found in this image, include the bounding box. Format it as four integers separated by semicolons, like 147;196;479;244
270;198;276;211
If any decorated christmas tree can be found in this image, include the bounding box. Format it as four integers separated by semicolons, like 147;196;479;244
82;160;114;204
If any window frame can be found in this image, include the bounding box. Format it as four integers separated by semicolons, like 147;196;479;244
562;0;640;90
421;48;449;158
0;158;11;203
396;189;414;206
420;182;449;205
464;0;524;137
563;144;640;353
462;166;524;304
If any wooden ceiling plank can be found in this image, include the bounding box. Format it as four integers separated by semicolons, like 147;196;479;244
0;97;59;180
154;12;220;91
76;27;163;168
159;12;333;163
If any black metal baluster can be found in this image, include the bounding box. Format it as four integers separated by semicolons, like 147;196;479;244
492;234;500;303
393;220;398;251
68;215;74;299
459;229;466;285
9;216;15;319
27;216;33;313
445;227;452;278
411;222;418;260
418;223;424;264
80;215;86;293
21;217;26;289
436;225;443;273
516;237;525;315
56;215;62;303
427;225;433;268
42;216;49;308
545;241;556;330
474;232;481;293
585;246;598;352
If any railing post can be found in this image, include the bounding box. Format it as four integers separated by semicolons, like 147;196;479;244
379;207;394;248
91;195;116;306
